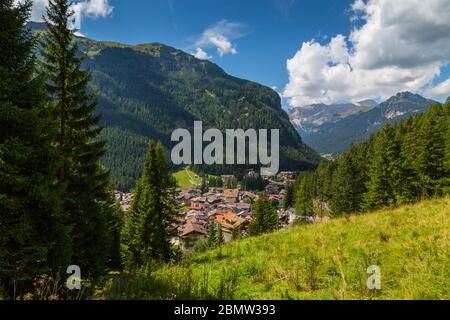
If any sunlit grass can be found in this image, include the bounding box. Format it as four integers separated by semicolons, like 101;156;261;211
103;198;450;300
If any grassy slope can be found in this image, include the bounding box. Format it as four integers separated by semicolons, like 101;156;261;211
112;198;449;300
173;168;202;188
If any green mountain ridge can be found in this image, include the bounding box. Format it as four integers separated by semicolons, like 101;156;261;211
29;22;320;190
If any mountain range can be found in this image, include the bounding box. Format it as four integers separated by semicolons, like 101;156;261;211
289;92;437;156
29;22;320;190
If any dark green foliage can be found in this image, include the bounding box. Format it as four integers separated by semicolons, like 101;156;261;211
207;222;218;248
294;101;450;216
121;141;177;267
41;0;118;277
208;175;223;188
0;0;71;293
249;192;279;236
242;174;266;192
283;182;295;209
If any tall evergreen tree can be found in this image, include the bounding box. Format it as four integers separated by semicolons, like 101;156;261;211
363;124;399;210
283;182;295;210
41;0;116;276
295;173;315;216
121;141;176;267
416;105;446;198
249;192;279;236
207;221;218;248
0;0;70;293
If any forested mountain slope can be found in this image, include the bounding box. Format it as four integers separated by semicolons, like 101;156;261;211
72;36;320;190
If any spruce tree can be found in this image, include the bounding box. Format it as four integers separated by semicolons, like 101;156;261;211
207;221;218;248
0;0;70;293
41;0;116;276
249;192;279;236
216;225;225;247
295;173;314;216
443;101;450;194
121;141;176;267
416;105;446;198
283;182;295;210
363;124;399;210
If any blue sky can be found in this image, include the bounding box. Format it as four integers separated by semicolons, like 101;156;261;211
79;0;355;93
31;0;450;107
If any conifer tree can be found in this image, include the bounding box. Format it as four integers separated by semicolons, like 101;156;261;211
41;0;116;276
363;124;399;210
0;0;70;292
207;221;218;248
295;173;315;216
121;141;176;267
416;105;446;197
249;192;279;236
283;182;295;210
443;100;450;194
216;225;225;247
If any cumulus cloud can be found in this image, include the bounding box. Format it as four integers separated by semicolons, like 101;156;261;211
17;0;113;23
283;0;450;107
72;0;113;19
425;78;450;98
192;48;211;60
193;20;250;57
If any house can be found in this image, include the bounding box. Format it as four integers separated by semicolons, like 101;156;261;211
190;197;207;210
277;171;297;182
179;222;208;249
265;184;281;195
224;189;240;203
215;211;246;242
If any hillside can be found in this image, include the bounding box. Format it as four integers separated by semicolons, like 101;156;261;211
15;23;321;190
296;92;436;155
103;198;450;300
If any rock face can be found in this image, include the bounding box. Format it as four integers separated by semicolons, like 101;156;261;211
290;92;436;156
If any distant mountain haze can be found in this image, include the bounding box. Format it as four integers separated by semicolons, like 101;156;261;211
290;92;437;155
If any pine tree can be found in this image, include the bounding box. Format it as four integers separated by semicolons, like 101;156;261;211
216;225;225;247
295;173;315;216
207;221;218;248
331;143;369;215
416;104;446;198
249;192;279;236
283;182;295;210
0;0;70;293
41;0;116;276
363;124;399;210
443;101;450;194
121;141;176;267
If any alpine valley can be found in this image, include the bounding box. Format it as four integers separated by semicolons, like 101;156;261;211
29;22;320;191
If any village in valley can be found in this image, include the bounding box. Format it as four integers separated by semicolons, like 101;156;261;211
114;171;330;251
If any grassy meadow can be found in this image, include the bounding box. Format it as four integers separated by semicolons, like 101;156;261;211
173;168;202;188
101;198;450;300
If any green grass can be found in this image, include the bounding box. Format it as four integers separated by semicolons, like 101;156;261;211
103;198;450;300
173;168;202;188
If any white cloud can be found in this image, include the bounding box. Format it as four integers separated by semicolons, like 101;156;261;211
283;0;450;107
192;48;211;60
17;0;113;23
425;78;450;98
193;20;249;57
72;0;113;19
